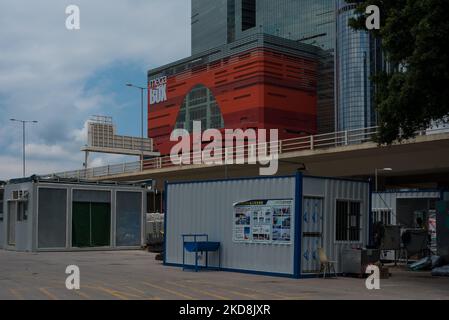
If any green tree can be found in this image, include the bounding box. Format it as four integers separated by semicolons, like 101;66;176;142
348;0;449;144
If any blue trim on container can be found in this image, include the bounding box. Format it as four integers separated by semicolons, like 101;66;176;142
303;175;369;184
166;174;371;187
163;180;168;266
179;264;221;272
218;267;294;278
164;263;328;279
293;172;303;278
166;175;296;186
164;263;296;279
163;173;375;279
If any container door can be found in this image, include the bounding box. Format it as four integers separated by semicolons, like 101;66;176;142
72;202;110;247
72;202;91;247
7;202;16;246
90;203;111;247
301;197;323;274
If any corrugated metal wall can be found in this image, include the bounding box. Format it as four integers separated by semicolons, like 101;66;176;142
166;176;371;276
165;177;297;276
303;177;370;273
372;191;441;225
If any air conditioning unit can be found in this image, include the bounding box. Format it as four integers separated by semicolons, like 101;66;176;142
12;190;29;201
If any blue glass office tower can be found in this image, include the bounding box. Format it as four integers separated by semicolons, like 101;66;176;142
192;1;335;51
336;0;377;131
252;1;337;134
191;0;229;54
191;0;379;133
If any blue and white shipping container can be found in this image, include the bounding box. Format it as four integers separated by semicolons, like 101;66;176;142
164;174;371;278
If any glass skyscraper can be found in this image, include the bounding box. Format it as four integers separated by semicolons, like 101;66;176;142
251;1;337;133
191;0;378;133
336;0;376;131
191;0;229;55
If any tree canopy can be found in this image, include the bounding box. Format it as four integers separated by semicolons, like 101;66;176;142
348;0;449;144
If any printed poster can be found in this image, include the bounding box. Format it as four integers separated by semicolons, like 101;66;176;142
233;199;293;244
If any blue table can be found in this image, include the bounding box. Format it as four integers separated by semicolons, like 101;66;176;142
182;234;221;272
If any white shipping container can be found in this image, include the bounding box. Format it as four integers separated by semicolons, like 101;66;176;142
164;174;370;278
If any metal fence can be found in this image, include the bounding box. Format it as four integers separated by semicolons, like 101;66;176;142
46;126;448;180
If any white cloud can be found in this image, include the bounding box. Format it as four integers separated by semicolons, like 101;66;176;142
25;143;79;161
0;0;191;179
71;121;89;145
0;155;81;178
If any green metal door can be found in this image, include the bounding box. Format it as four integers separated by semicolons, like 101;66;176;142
91;203;111;247
72;202;90;247
72;202;111;247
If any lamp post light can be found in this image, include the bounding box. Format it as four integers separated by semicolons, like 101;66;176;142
10;119;38;177
375;168;393;192
126;83;148;170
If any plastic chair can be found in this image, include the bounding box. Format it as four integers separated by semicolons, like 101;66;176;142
318;248;337;278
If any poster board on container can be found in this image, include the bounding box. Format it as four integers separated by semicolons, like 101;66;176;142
233;199;293;244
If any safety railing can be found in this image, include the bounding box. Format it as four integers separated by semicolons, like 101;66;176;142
46;125;449;180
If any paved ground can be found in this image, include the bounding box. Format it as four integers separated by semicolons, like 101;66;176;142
0;250;448;300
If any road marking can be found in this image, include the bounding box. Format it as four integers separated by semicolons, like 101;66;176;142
242;287;288;299
124;286;159;300
168;281;229;300
240;286;312;300
219;288;257;299
39;288;58;300
278;293;313;300
125;286;146;295
73;290;91;300
179;279;250;299
142;281;194;300
9;288;24;300
84;285;131;300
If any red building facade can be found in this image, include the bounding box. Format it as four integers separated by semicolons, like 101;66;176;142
148;34;318;155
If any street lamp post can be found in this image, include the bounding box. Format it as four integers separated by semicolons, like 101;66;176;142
375;168;393;192
126;83;148;171
10;119;38;177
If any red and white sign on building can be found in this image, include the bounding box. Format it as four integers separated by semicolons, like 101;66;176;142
149;76;168;105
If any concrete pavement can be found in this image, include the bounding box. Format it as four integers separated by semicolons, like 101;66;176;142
0;250;448;300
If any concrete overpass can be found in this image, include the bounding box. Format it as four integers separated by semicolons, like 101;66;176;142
49;127;449;190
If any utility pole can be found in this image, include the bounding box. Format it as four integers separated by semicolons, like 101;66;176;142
10;119;38;177
126;83;148;171
375;168;393;192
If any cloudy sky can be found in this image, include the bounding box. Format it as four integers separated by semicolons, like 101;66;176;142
0;0;191;179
